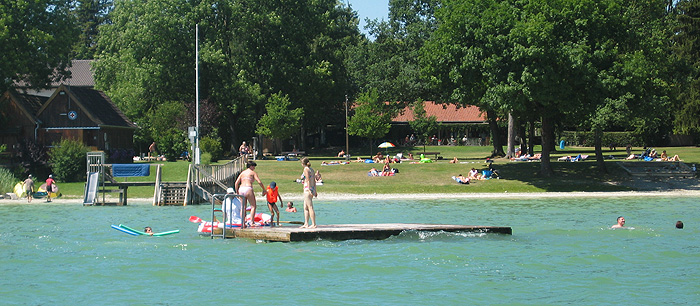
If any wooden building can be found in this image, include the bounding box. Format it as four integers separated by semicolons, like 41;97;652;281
1;60;137;154
0;91;47;150
37;84;137;150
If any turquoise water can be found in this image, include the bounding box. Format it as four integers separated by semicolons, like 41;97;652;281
1;196;698;305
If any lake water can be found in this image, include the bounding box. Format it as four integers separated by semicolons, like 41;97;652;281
1;196;698;305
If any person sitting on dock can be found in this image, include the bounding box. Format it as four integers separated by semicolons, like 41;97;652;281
286;201;297;213
266;181;282;226
234;161;266;227
144;227;154;236
611;216;625;228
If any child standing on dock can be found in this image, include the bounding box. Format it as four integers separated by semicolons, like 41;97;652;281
266;181;282;226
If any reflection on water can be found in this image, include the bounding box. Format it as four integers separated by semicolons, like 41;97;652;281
1;196;698;305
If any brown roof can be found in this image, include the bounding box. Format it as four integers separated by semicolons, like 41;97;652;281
393;102;486;123
66;86;136;128
13;60;95;88
1;90;48;123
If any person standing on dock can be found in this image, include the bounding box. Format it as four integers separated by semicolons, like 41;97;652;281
266;181;282;226
235;161;266;228
300;157;317;228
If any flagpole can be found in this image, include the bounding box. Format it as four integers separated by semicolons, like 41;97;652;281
195;24;200;165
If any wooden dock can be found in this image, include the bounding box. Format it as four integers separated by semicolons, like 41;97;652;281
212;223;512;242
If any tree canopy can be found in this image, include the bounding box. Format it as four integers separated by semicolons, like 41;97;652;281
0;0;78;92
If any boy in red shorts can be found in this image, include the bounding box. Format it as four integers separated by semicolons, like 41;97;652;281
265;181;282;226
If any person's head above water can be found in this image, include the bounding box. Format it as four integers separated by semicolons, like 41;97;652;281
676;221;684;229
616;216;625;227
144;227;153;234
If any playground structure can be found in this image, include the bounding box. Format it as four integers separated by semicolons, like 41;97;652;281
83;152;245;206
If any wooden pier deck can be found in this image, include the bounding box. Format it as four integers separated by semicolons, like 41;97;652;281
212;223;512;242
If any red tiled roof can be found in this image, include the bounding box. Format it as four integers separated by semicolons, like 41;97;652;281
393;102;486;123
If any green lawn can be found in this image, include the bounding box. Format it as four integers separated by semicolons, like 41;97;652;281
54;145;700;199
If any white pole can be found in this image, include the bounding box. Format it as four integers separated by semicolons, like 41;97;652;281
195;24;201;165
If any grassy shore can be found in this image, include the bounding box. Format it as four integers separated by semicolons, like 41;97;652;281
48;145;699;199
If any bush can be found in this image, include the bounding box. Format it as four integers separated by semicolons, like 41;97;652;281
157;128;188;162
48;139;88;182
199;136;222;162
200;152;212;165
0;167;16;194
17;139;49;178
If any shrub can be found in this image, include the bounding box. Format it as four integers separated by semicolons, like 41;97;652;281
157;128;188;162
0;167;16;194
48;139;88;182
200;152;212;165
199;136;222;162
17;139;49;178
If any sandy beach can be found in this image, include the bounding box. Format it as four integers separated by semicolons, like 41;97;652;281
3;190;700;205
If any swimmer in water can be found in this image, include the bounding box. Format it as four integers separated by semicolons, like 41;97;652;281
611;216;625;229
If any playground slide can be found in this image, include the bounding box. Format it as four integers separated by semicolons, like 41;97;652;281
84;172;99;205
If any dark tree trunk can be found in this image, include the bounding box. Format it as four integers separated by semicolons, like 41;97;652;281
487;109;505;157
518;119;527;155
506;113;516;159
594;128;608;173
528;119;535;156
540;116;555;177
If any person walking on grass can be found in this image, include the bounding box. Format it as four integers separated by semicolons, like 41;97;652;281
300;157;317;228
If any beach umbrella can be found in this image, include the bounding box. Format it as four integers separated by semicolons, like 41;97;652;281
378;142;395;156
377;142;395;148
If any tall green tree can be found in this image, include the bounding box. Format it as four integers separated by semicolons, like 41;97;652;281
673;0;700;136
0;0;78;92
71;0;112;59
424;0;673;176
408;101;439;152
256;93;304;154
95;0;358;153
348;89;394;154
346;0;438;102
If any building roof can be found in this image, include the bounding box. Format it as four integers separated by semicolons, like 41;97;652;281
38;85;137;129
1;90;48;123
53;60;95;87
393;102;486;123
13;60;95;89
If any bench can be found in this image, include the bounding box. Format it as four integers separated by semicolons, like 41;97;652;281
421;152;441;159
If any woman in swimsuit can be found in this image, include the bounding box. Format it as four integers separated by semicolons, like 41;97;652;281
234;161;266;227
300;157;317;228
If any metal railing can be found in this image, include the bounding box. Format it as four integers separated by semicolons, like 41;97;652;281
187;156;246;205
